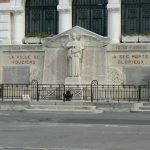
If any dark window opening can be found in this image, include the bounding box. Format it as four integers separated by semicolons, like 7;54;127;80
122;0;150;35
25;0;58;36
73;0;108;36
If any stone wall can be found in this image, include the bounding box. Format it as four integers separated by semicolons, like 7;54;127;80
1;29;150;85
0;45;44;84
107;44;150;85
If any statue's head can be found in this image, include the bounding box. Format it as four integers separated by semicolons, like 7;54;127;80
71;33;77;40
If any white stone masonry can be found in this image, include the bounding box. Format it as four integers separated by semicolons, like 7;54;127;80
107;0;121;43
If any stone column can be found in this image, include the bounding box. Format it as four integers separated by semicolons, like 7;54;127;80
0;12;11;44
12;10;25;44
57;0;72;33
107;0;121;43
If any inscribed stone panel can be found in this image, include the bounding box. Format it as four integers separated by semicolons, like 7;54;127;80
123;67;150;85
3;66;30;84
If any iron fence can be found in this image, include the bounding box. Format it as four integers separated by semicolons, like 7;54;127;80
65;84;91;100
0;80;150;102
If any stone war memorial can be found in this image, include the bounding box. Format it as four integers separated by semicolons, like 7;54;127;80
1;26;150;85
1;0;150;103
1;0;150;86
42;26;110;84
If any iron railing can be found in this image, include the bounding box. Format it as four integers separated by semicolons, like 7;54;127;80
0;81;150;102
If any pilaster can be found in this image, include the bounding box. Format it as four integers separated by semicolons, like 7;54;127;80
0;12;11;44
107;0;121;43
12;10;25;44
57;0;72;33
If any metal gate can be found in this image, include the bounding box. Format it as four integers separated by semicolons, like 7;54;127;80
38;84;65;100
30;80;65;100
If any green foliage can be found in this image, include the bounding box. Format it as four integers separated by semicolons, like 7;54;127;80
26;32;49;38
122;32;138;36
38;32;49;38
140;32;150;36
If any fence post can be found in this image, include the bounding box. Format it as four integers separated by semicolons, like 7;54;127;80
0;84;3;101
91;80;98;102
1;84;3;101
138;85;141;102
148;82;150;102
12;84;13;101
37;82;39;101
31;80;39;101
63;84;66;101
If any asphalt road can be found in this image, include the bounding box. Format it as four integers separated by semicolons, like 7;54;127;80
0;111;150;150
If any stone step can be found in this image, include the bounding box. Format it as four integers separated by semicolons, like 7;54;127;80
29;100;85;106
143;102;150;106
30;105;96;110
139;106;150;110
130;109;150;113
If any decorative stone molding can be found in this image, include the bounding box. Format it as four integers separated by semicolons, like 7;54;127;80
108;68;123;84
139;36;150;43
24;37;41;44
43;26;110;48
108;0;120;3
122;35;139;43
12;9;24;15
0;44;43;51
107;4;121;12
57;5;71;12
0;7;24;13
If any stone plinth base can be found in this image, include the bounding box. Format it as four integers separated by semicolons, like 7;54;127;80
65;77;81;85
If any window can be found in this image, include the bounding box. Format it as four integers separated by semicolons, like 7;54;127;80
73;0;108;36
122;0;150;35
25;0;58;36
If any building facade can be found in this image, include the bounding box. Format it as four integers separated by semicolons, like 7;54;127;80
0;0;150;85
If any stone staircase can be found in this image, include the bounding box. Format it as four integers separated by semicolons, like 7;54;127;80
131;102;150;112
0;100;133;112
27;100;132;112
27;100;103;113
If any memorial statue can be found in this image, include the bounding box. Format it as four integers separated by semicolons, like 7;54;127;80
66;33;83;77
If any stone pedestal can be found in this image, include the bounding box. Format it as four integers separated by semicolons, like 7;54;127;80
65;77;81;85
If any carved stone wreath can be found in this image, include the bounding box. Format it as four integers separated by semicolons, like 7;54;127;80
108;68;123;84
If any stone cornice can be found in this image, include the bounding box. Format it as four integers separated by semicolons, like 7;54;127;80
0;6;24;13
12;9;24;15
57;5;71;12
107;44;150;52
0;45;43;51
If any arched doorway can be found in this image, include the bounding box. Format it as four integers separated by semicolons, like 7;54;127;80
72;0;108;36
25;0;58;36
